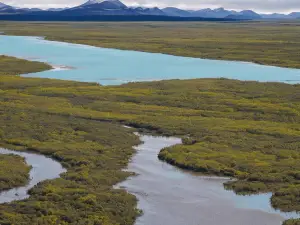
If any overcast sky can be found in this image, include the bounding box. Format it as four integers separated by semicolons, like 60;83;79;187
2;0;300;13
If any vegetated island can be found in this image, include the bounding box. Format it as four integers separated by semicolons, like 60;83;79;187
1;55;300;224
0;154;31;192
1;21;300;69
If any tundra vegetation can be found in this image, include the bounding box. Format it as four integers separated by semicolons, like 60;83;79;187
1;21;300;68
0;56;141;225
1;35;300;224
0;154;31;191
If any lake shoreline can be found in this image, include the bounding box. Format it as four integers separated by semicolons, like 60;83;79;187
1;32;300;71
1;34;300;85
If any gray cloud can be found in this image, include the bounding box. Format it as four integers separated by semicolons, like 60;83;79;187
2;0;300;13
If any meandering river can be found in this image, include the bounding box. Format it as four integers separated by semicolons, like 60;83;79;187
0;133;298;223
0;148;66;204
116;133;299;225
1;35;300;85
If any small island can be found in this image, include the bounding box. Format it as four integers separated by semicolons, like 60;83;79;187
0;154;31;191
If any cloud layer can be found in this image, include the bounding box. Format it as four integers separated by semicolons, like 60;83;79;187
3;0;300;13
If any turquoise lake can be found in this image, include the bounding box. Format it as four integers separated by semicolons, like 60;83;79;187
1;35;300;85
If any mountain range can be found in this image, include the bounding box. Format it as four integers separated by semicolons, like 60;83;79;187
0;0;299;20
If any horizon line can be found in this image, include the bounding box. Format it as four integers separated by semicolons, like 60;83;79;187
2;1;299;14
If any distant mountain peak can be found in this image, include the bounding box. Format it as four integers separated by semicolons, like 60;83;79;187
226;9;261;19
82;0;127;8
134;6;166;16
240;9;256;13
215;7;225;11
0;2;11;8
162;7;191;17
201;8;213;12
84;0;116;4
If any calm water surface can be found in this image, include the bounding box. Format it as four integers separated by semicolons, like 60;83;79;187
1;35;300;85
0;148;66;203
116;134;299;225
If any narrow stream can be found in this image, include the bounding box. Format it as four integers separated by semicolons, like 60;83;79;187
0;148;66;204
116;133;299;225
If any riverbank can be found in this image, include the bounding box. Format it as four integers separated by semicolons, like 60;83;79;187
0;148;65;204
1;21;300;69
116;133;294;225
0;154;30;192
1;56;300;224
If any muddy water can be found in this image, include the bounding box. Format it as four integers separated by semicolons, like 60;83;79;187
0;148;66;204
117;134;298;225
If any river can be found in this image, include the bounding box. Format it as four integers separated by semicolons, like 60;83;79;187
0;148;66;204
116;133;299;225
0;133;298;223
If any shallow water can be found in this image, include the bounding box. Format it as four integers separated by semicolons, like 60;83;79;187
116;134;299;225
1;35;300;85
0;148;66;203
